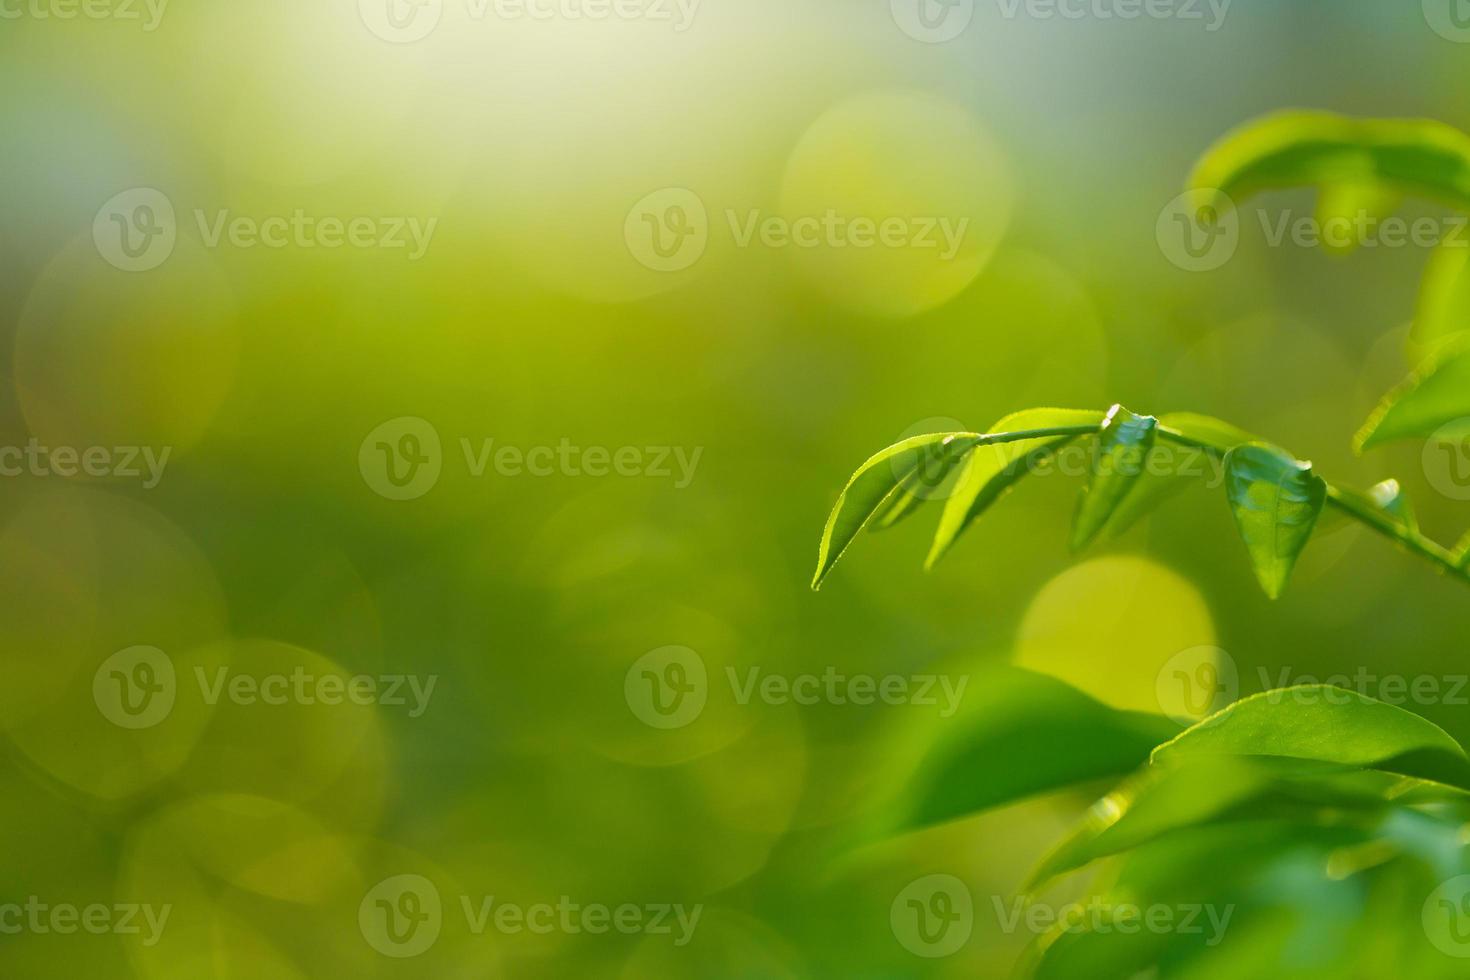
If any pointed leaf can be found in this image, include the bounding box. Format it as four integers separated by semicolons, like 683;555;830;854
1071;406;1158;550
1189;110;1470;212
1152;686;1470;792
1223;444;1327;599
1357;339;1470;449
811;433;977;589
926;408;1106;568
866;438;969;532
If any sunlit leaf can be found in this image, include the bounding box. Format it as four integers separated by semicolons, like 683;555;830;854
1189;110;1470;212
811;432;978;589
1313;181;1402;255
1410;235;1470;361
867;440;968;532
926;408;1106;568
1071;406;1158;550
1223;444;1327;599
1357;339;1470;450
1152;686;1470;792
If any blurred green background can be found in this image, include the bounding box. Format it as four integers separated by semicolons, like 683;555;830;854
3;0;1470;976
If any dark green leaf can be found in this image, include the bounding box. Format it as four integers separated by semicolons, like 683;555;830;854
885;667;1178;835
1223;444;1327;599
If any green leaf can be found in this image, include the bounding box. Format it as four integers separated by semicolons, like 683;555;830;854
866;439;969;532
811;432;978;589
1027;757;1272;888
1152;687;1470;792
1071;406;1158;550
886;668;1178;835
1410;235;1470;362
1356;340;1470;450
1188;110;1470;212
1158;412;1260;452
1026;756;1443;889
1101;413;1257;539
926;408;1106;568
1313;181;1401;255
1223;444;1327;599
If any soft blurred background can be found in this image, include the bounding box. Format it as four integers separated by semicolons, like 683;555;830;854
2;0;1470;976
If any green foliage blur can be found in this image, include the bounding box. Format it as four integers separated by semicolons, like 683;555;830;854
2;1;1470;977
